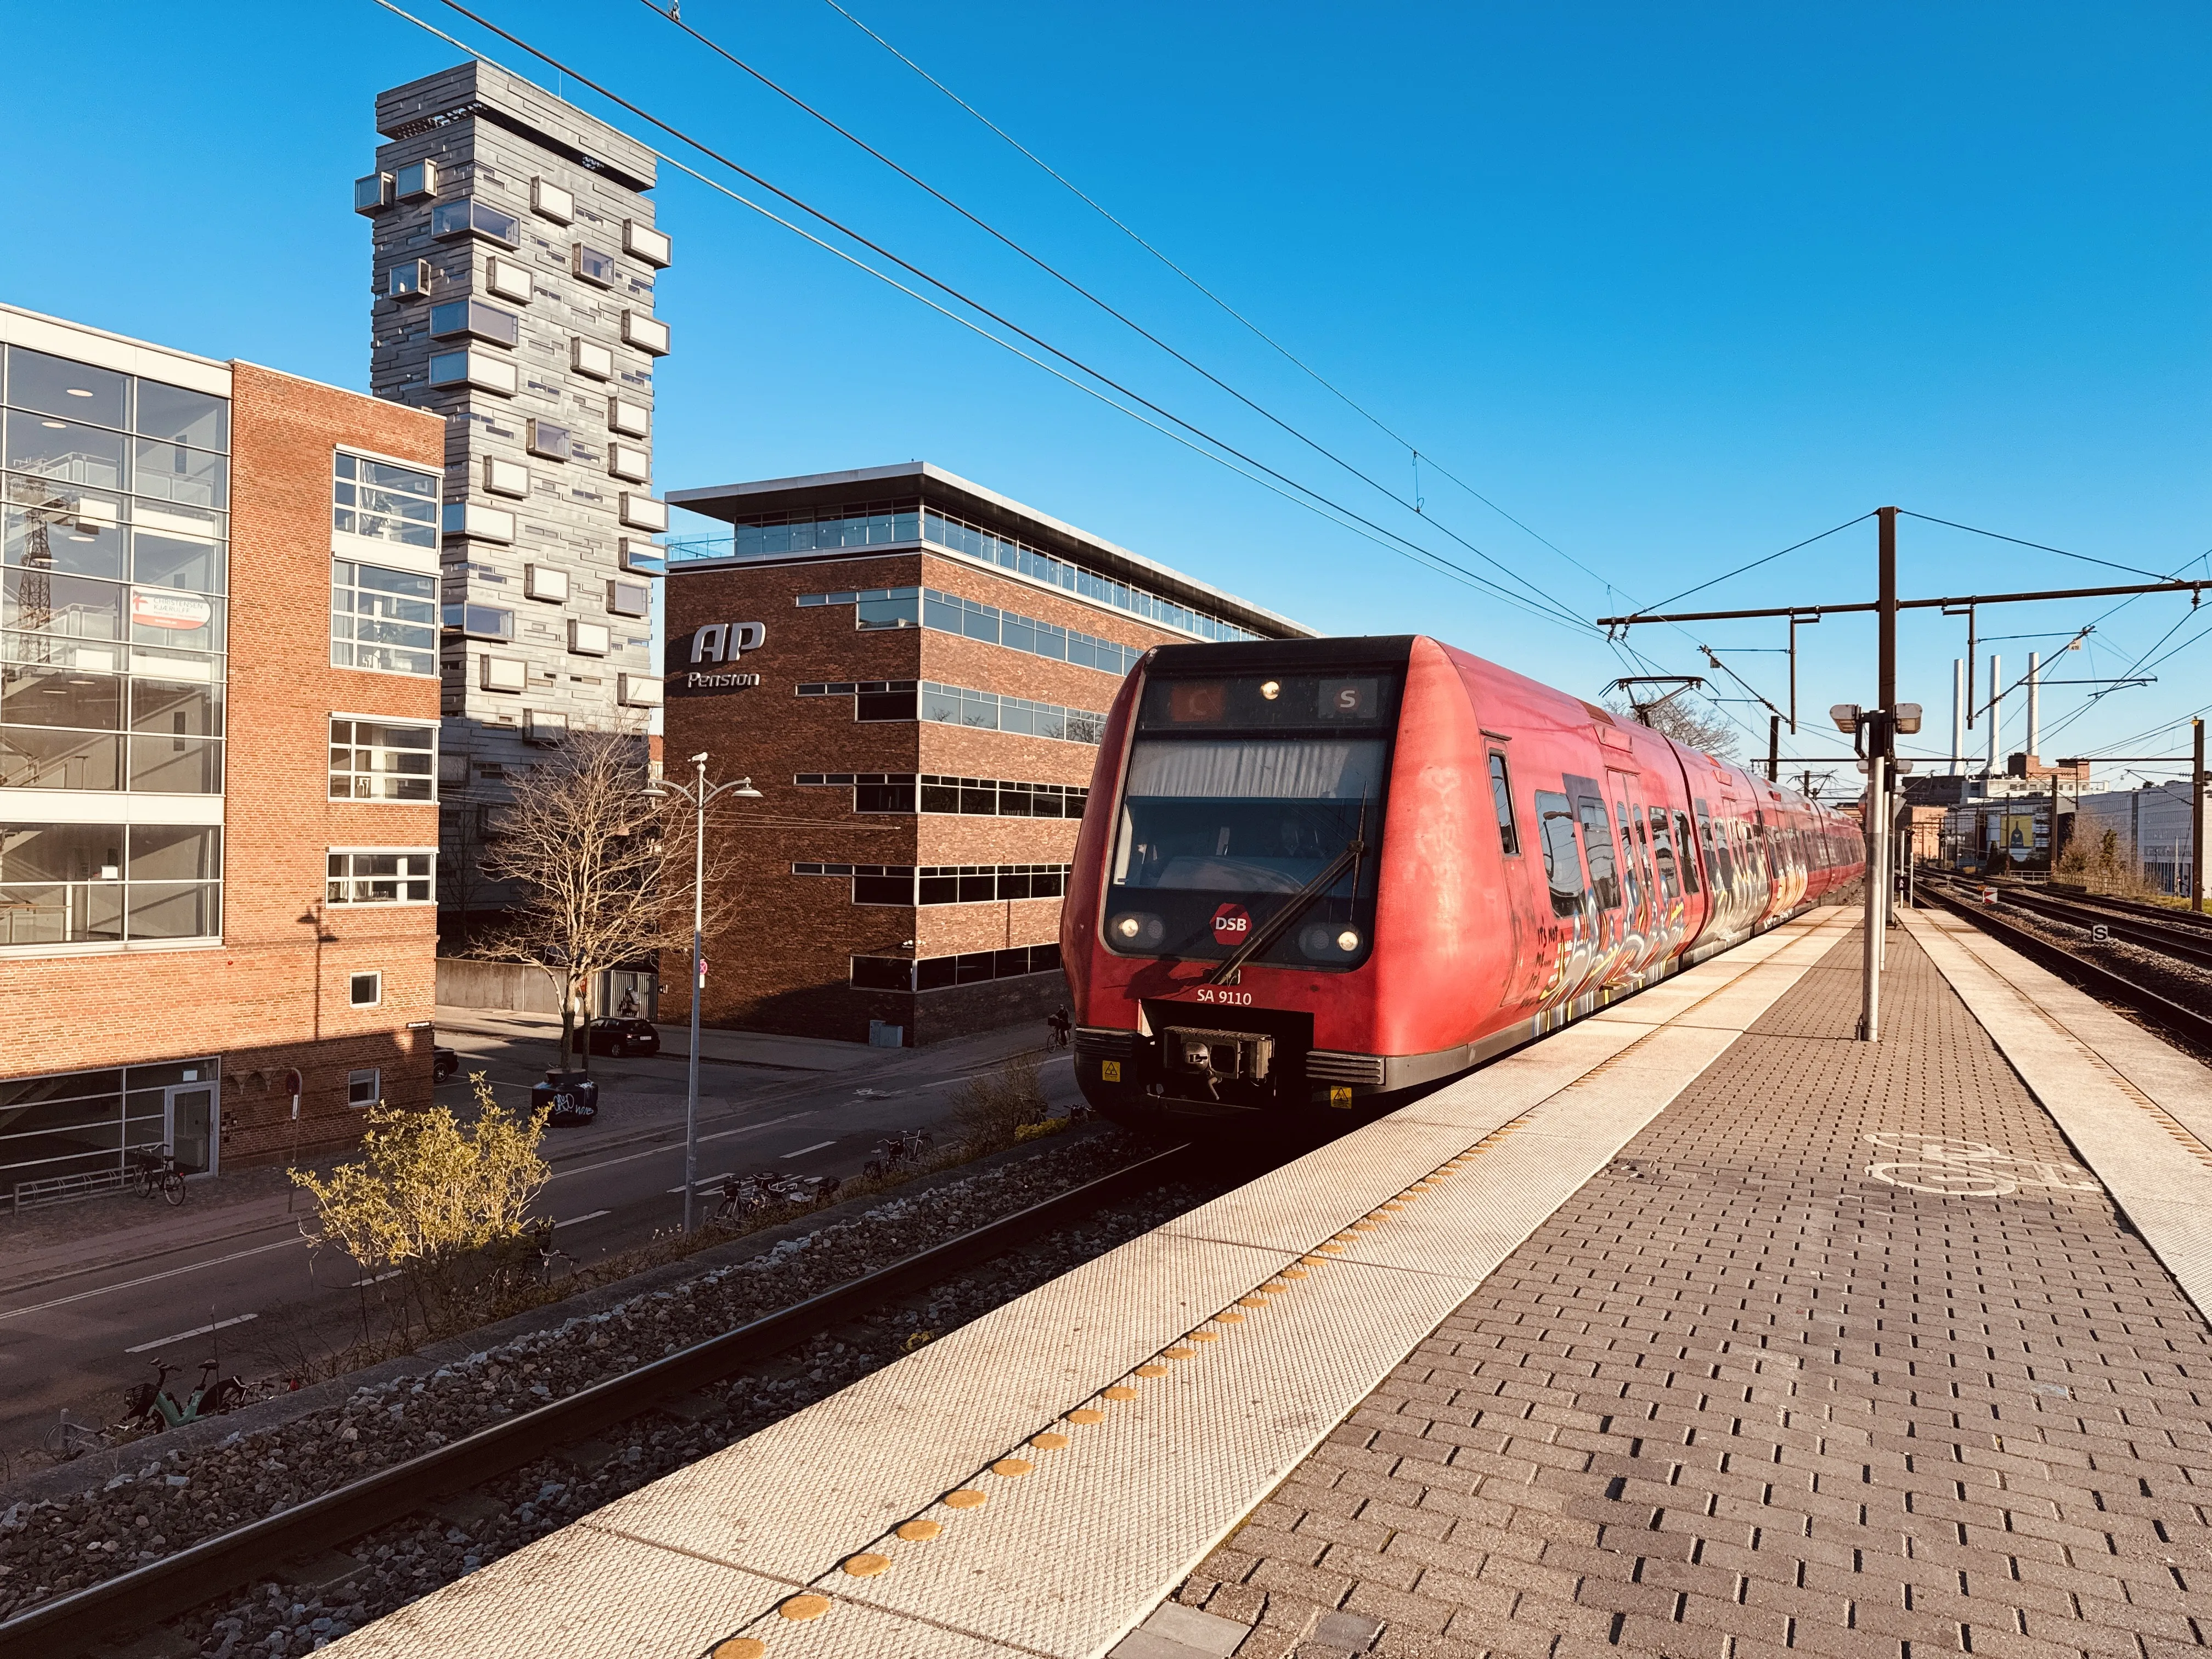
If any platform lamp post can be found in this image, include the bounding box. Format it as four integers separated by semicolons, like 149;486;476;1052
1835;699;1923;1042
644;754;760;1233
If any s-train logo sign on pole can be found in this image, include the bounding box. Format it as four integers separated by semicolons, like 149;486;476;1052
670;622;766;694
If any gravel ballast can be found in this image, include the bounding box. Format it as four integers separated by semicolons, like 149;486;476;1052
0;1126;1231;1655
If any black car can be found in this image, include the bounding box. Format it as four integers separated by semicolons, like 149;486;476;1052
588;1017;661;1058
433;1045;460;1082
532;1070;600;1126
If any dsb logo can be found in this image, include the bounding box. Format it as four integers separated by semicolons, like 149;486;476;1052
1212;903;1251;941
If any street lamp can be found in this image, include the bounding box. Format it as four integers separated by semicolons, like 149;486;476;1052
644;752;760;1232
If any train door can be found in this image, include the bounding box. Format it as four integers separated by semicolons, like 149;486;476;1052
1532;787;1601;1006
1608;771;1661;972
1566;774;1629;988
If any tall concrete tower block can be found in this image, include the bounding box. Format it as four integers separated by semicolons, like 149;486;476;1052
357;61;670;934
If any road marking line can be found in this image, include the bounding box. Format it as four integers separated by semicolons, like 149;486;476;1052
0;1238;304;1324
353;1269;403;1287
665;1173;734;1194
549;1112;811;1181
554;1210;611;1228
781;1140;836;1159
126;1313;258;1355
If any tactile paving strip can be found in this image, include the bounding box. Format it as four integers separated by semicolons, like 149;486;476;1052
323;910;1857;1659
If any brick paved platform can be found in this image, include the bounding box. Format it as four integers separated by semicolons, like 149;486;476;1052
1169;927;2212;1659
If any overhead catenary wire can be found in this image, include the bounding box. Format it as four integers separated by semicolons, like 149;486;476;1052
369;0;1598;636
627;0;1602;633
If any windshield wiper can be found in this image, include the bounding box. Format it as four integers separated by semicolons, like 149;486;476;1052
1205;837;1364;986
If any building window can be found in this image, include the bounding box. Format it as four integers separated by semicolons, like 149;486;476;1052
427;349;518;396
329;717;436;802
568;619;610;657
573;338;614;380
333;453;436;549
851;943;1062;992
524;564;569;602
438;502;515;543
623;220;673;267
0;822;222;950
573;244;618;286
387;261;429;300
428;300;520;347
794;862;1072;905
793;680;1106;744
484;456;529;498
394;160;438;199
0;1058;223;1189
607;579;650;617
606;442;649;483
801;586;1144;677
486;258;533;304
527;420;572;462
532;177;574;223
797;772;1088;819
328;849;434;905
1488;753;1519;855
482;656;528;693
349;972;382;1008
430;199;521;246
622;312;670;355
442;603;514;642
607;396;649;436
331;560;436;675
347;1067;381;1108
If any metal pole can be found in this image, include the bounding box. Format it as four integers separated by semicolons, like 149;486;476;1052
2027;651;2041;763
1862;748;1884;1042
1768;714;1780;782
1876;507;1897;973
1987;653;2001;775
1788;616;1798;734
1951;658;1964;776
1965;607;1977;731
2194;719;2207;915
684;755;706;1234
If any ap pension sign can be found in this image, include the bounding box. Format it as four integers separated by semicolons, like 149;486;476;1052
668;622;766;695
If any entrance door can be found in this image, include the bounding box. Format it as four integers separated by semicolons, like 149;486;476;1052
165;1085;215;1175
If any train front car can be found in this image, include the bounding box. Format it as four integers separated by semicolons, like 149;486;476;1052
1064;635;1510;1122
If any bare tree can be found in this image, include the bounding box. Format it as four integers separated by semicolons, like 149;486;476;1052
1609;693;1741;760
474;727;741;1074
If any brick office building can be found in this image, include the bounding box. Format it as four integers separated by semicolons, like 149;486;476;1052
662;462;1310;1045
0;303;445;1201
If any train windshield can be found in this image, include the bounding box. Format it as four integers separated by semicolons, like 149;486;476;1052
1103;671;1396;969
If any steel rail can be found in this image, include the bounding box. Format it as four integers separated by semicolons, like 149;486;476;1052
1985;887;2212;972
0;1143;1194;1659
2027;885;2212;933
1918;884;2212;1052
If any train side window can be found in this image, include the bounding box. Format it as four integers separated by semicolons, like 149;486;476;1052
1648;806;1681;900
1575;797;1622;910
1533;789;1584;918
1488;753;1519;855
1673;810;1701;895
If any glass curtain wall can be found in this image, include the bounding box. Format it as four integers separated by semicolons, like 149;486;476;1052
0;1057;219;1200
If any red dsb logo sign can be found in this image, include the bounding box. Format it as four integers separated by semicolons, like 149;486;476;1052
1211;903;1251;941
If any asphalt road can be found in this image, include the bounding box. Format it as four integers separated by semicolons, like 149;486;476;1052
0;1021;1080;1469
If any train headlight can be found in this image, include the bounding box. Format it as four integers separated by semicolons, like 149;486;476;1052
1300;923;1363;960
1260;679;1281;701
1335;928;1362;953
1108;912;1165;949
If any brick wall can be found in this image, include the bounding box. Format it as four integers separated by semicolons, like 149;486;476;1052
663;546;1182;1043
0;363;447;1170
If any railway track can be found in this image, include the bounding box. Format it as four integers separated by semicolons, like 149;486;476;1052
0;1142;1196;1659
1919;881;2212;1052
1983;883;2212;972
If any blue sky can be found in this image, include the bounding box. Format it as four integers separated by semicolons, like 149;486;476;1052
8;1;2208;793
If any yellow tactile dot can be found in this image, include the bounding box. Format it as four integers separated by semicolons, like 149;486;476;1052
1215;1310;1245;1322
1255;1285;1284;1296
1030;1431;1070;1450
1376;1203;1404;1214
778;1595;831;1622
1236;1296;1267;1308
896;1519;943;1541
1314;1243;1344;1254
712;1639;768;1659
1188;1329;1220;1342
992;1458;1034;1477
1282;1268;1309;1279
1135;1363;1170;1377
1103;1386;1138;1401
1066;1408;1105;1425
1348;1222;1377;1233
1164;1345;1196;1359
843;1553;890;1577
944;1489;988;1509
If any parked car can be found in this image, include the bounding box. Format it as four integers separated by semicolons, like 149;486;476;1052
433;1045;460;1082
588;1018;661;1058
531;1070;600;1126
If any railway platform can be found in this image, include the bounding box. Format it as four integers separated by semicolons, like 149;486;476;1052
319;901;2212;1659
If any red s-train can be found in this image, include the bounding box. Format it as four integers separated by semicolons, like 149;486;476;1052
1062;634;1862;1120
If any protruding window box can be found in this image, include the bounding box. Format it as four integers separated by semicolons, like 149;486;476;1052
573;244;618;287
525;709;568;745
432;199;521;247
607;579;651;617
428;349;517;396
618;539;665;578
524;564;570;602
480;656;527;693
439;501;516;543
607;442;650;483
386;261;430;301
617;673;663;708
486;257;533;304
532;177;575;224
444;602;516;641
527;420;572;462
483;456;530;498
394;160;439;200
355;173;393;215
429;299;520;347
623;220;672;267
622;312;670;356
619;493;667;533
607;396;650;437
572;338;614;380
568;619;611;657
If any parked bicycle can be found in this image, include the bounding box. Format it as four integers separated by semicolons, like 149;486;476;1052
531;1215;576;1284
42;1409;104;1461
713;1169;840;1224
1045;1007;1072;1051
864;1127;934;1181
131;1144;185;1206
125;1358;244;1432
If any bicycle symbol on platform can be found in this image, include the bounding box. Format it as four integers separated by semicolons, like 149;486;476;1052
1864;1132;2102;1198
